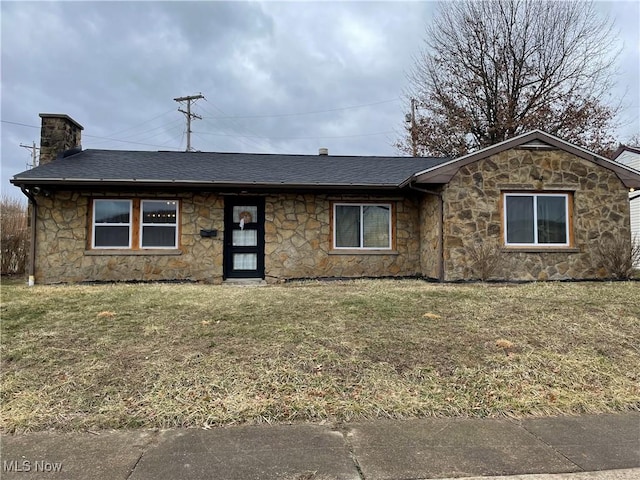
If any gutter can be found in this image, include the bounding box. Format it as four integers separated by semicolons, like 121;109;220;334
10;178;403;190
409;182;445;282
20;187;37;287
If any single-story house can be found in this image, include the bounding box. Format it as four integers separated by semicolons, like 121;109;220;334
612;145;640;267
11;113;640;284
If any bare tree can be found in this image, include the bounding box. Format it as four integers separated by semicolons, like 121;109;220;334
398;0;620;158
624;133;640;147
1;195;28;275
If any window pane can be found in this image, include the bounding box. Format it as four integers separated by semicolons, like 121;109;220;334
363;205;390;248
233;253;257;270
233;206;258;223
142;226;176;247
233;230;257;246
95;200;130;224
335;206;360;248
95;226;129;247
537;196;567;244
506;196;534;243
143;201;177;224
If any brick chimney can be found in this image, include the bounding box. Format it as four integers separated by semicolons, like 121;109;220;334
39;113;84;165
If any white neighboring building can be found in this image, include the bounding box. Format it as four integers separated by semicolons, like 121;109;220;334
612;145;640;266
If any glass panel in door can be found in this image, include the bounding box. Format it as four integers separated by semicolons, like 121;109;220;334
224;198;265;279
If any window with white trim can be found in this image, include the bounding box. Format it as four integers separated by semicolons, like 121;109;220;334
92;199;132;248
91;199;179;249
141;200;179;248
333;203;392;249
503;193;570;246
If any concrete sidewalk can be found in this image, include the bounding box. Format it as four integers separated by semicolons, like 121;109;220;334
1;413;638;480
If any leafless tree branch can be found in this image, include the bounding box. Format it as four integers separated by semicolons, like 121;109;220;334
396;0;621;157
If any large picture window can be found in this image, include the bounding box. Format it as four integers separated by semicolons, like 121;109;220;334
504;193;570;246
91;199;179;250
93;200;132;248
333;203;392;249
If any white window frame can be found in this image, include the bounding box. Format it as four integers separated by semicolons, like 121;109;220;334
333;203;393;250
140;200;179;249
92;199;132;249
503;193;570;247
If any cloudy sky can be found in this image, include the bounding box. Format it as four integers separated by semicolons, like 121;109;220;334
2;1;639;201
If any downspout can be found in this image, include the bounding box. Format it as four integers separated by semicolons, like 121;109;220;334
20;187;37;287
409;182;445;282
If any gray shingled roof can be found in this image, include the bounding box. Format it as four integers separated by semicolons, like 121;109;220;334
11;149;450;189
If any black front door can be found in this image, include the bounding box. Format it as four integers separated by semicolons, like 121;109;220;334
223;197;265;279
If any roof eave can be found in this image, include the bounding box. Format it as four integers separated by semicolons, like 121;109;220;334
10;178;405;191
612;145;640;160
410;130;640;188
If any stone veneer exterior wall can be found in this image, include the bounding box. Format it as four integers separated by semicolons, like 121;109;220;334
441;148;631;281
33;191;225;284
32;191;422;284
419;194;441;280
263;194;422;281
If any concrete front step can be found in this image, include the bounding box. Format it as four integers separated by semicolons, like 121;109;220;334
222;278;267;286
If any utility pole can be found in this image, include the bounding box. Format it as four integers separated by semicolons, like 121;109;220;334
174;93;205;152
20;141;40;168
409;98;418;157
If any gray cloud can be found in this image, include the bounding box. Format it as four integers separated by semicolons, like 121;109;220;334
2;1;637;201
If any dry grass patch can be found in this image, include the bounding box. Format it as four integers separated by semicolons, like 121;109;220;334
1;280;639;433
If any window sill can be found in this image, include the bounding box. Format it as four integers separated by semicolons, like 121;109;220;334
329;249;399;255
85;249;182;256
501;247;580;253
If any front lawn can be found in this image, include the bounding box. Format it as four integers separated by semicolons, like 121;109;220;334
1;280;638;433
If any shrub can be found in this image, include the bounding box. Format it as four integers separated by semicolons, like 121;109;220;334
467;239;505;281
1;195;28;275
595;234;640;280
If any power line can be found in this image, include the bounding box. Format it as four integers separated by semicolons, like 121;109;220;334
200;98;401;119
1;120;181;150
157;124;188;149
89;118;185;147
99;108;176;139
82;134;181;150
198;101;283;153
192;130;396;140
178;129;186;150
2;120;39;128
116;119;185;143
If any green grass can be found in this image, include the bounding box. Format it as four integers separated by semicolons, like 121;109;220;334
1;280;639;433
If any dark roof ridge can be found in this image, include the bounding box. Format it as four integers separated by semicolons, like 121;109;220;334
78;148;447;160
